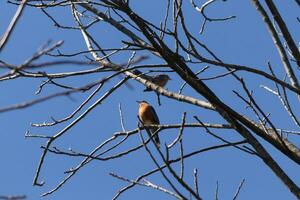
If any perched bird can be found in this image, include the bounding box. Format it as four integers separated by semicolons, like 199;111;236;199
137;100;160;148
144;74;171;92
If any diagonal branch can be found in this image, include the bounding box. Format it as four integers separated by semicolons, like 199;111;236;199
264;0;300;68
0;0;28;51
251;0;300;91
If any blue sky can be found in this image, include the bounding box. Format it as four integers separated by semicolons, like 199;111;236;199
0;1;299;199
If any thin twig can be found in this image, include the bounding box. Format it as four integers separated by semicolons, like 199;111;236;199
109;172;183;199
0;0;28;51
194;168;200;196
232;178;245;200
214;181;219;200
118;103;126;132
168;112;187;148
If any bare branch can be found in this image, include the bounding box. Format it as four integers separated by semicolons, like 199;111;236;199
0;0;28;51
251;0;300;92
232;179;245;200
193;168;200;197
168;112;187;148
110;172;183;199
264;0;300;68
214;181;219;200
0;195;26;200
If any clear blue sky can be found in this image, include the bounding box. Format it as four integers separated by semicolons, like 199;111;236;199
0;1;299;200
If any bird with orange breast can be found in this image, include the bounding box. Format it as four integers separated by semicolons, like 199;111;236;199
143;74;171;92
137;100;160;148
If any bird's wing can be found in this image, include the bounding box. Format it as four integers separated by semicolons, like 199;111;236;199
133;70;153;81
150;106;160;124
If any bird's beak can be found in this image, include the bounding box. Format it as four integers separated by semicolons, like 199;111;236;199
136;100;142;103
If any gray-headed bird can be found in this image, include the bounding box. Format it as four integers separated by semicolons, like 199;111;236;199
144;74;171;92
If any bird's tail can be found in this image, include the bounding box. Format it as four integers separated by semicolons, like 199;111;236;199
143;88;153;92
150;128;160;148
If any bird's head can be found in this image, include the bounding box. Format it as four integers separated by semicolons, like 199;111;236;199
136;100;149;107
157;74;171;81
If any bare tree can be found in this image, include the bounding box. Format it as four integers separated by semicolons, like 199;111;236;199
1;0;299;199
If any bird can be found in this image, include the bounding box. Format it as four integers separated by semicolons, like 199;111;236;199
137;100;160;148
143;74;171;92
